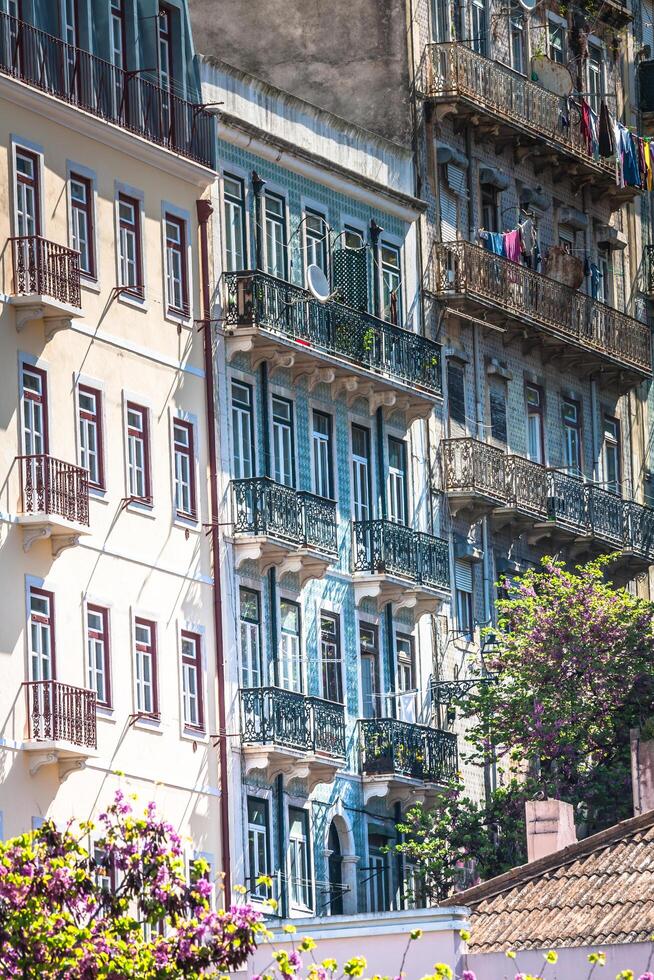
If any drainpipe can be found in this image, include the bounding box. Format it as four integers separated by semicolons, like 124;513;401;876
196;199;231;899
394;800;404;910
252;170;266;271
370;219;383;318
385;603;396;720
276;773;287;919
375;407;386;520
269;567;279;687
261;363;271;478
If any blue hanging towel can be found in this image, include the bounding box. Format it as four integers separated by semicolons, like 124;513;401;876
619;124;640;187
479;230;506;256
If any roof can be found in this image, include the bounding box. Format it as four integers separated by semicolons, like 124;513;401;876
447;808;654;952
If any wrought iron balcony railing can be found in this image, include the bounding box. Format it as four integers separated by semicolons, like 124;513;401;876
10;236;81;308
423;43;616;180
24;680;97;749
645;245;654;296
0;11;214;167
231;477;337;556
430;241;651;377
18;454;90;526
505;454;548;519
358;718;458;784
240;687;346;758
442;437;506;504
352;519;450;590
224;270;443;396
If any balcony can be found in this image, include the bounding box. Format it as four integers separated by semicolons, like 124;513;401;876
0;11;214;167
422;44;636;205
16;454;90;555
23;680;97;781
430;241;651;390
9;236;82;335
240;687;346;789
223;271;442;424
441;438;654;573
230;477;337;585
351;519;450;617
358;718;458;805
644;246;654;297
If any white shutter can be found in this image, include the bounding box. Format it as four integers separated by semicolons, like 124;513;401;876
455;558;473;593
440;187;458;242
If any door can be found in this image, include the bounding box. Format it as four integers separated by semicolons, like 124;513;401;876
21;366;48;505
603;416;621;494
327;823;344;915
396;633;416;722
15;149;40;283
279;599;301;693
272;396;294;487
239;588;262;689
360;624;380;718
562;399;582;474
29;588;55;682
231;382;255;480
61;0;78;93
351;425;372;522
387;437;408;525
312;410;332;499
525;384;544;464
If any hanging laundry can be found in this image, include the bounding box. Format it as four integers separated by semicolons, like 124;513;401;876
580;100;595;156
614;117;624;188
504;228;522;264
598;100;615;158
590;263;603;301
618;124;641;187
637;136;647;188
479;230;506;256
589;106;600;160
519;217;537;262
645;140;653;192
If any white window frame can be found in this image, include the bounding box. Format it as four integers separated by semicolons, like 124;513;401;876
170;410;199;526
10;136;45;240
221;168;249;273
302;199;329;284
287;804;313;913
246;793;272;903
161;201;192;325
270;387;296;488
67;162;98;285
311;407;333;500
278;590;303;694
178;625;206;736
75;375;106;495
262;185;289;281
114;181;147;309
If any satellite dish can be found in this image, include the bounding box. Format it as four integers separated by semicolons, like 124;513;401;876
531;55;573;97
307;264;332;303
517;0;537;9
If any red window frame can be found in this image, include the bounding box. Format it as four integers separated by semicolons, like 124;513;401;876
29;585;56;680
164;213;189;316
86;603;111;707
21;364;50;454
173;418;196;519
118;192;143;297
126;402;152;504
70;172;95;278
78;384;104;490
181;630;204;732
134;617;159;717
15;147;41;236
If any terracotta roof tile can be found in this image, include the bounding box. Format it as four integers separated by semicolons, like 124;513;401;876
445;809;654;952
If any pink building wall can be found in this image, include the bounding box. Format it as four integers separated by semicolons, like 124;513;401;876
468;942;654;980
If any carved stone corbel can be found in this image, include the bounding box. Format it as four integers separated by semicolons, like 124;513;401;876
22;525;53;553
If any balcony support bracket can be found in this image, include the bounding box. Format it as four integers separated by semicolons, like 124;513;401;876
44;317;72;341
51;533;82;558
22;525;52;553
352;575;445;619
242;745;340;792
28;751;59;778
14;304;47;333
362;775;444;808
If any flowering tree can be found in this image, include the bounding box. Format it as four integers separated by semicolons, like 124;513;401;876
0;790;262;978
459;555;654;829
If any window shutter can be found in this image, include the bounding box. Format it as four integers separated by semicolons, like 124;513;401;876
489;388;507;443
332;248;368;311
447;363;466;425
439;186;458;242
455;558;473;593
447;164;466;196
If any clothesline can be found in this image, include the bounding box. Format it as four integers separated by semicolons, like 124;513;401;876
579;97;653;190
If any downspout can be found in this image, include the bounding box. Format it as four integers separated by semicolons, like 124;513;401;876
370;218;383;318
196;198;231;900
276;773;287;919
252;170;266;271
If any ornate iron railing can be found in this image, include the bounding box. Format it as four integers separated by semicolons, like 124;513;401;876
358;718;458;784
546;470;589;531
240;687;346;758
645;245;654;295
0;11;214;167
231;477;337;555
587;485;624;546
430;241;651;376
424;43;615;178
441;438;507;503
505;455;548;519
624;501;654;558
18;454;90;526
351;519;450;590
10;236;81;308
24;680;97;748
223;270;442;395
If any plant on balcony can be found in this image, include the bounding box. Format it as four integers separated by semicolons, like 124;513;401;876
0;790;262;978
459;555;654;833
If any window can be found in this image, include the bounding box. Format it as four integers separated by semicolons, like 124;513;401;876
305;209;328;276
510;4;526;73
165;214;188;315
61;0;79;89
320;613;343;703
312;410;333;499
15;148;40;237
223;174;247;272
381;243;402;324
588;43;603;114
288;807;312;910
158;5;173;132
110;0;127;116
279;599;301;692
489;384;507;444
480;184;499;233
173;419;196;519
562;398;582;474
388;437;408;525
181;631;203;731
134;618;158;716
247;798;271;900
78;385;104;489
126;403;151;502
447;362;466;427
455;560;474;638
603;415;621;494
559;229;575;255
471;0;487;55
29;587;55;682
525;384;544;464
264;192;287;280
231;381;255;479
345;226;364;250
87;604;111;707
240;588;263;688
118;194;142;296
352;425;372;522
396;633;416;722
368;832;390;912
70;174;95;277
272;396;294;487
21;365;48;456
548;14;566;64
597;245;611;305
432;0;450;42
360;624;380;718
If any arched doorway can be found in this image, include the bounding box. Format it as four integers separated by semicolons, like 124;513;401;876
327;821;343;915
